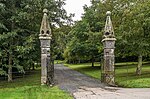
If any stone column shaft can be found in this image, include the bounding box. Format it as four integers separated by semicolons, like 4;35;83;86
102;38;116;85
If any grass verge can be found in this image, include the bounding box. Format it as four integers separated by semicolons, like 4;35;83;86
0;69;73;99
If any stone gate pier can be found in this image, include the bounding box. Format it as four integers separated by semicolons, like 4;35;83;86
39;9;54;85
101;11;116;86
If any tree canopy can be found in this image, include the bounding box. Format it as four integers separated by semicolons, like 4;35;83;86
0;0;73;81
63;0;150;74
0;0;150;81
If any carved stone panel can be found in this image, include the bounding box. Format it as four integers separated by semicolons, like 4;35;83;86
41;54;47;85
40;39;50;48
41;48;50;54
103;40;115;48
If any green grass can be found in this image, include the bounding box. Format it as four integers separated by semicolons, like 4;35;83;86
65;62;150;88
64;62;101;79
0;69;73;99
54;60;64;64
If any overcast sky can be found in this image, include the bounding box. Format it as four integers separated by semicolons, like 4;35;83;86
64;0;91;21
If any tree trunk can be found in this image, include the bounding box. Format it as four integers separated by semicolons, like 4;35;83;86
32;62;35;70
78;58;80;64
92;56;94;67
32;65;35;70
136;54;142;75
8;1;15;82
8;54;12;82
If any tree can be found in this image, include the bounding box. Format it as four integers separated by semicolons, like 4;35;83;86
53;25;72;60
0;0;73;81
118;0;150;75
64;1;104;65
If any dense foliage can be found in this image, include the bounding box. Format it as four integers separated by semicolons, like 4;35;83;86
0;0;150;82
0;0;72;81
63;0;150;74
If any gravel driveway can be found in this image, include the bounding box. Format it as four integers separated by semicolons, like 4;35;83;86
54;64;150;99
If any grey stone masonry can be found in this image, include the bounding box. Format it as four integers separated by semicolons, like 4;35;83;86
101;11;116;86
39;9;54;85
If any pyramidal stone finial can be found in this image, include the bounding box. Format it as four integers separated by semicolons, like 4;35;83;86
39;9;52;39
104;11;114;38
